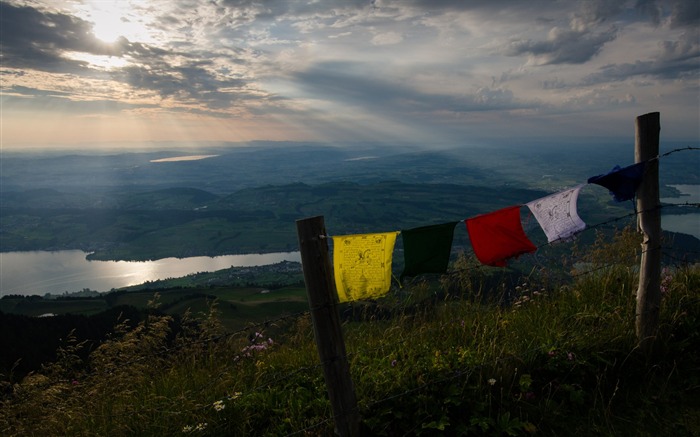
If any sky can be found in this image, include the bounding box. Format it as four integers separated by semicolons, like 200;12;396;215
1;0;698;150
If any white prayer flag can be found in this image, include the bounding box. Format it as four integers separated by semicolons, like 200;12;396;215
526;185;586;243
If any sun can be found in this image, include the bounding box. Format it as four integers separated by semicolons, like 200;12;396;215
76;1;155;44
90;7;129;43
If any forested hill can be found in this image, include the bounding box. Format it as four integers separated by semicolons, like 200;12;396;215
0;180;553;260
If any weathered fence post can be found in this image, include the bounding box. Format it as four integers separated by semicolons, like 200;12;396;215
296;216;360;437
635;112;661;353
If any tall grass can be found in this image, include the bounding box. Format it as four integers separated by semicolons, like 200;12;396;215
1;227;698;436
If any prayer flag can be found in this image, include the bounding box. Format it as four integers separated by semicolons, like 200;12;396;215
465;206;536;267
332;231;399;303
400;222;458;280
526;185;586;243
587;161;646;202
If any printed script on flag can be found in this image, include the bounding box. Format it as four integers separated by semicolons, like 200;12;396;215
332;232;399;303
526;185;586;243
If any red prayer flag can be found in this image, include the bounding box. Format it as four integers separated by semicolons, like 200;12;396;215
465;205;536;267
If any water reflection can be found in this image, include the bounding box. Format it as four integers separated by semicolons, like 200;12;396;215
0;251;301;296
661;184;700;239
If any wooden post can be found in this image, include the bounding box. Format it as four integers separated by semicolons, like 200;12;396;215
296;216;360;437
635;112;661;353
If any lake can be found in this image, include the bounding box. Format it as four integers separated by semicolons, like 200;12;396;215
0;251;301;296
661;184;700;240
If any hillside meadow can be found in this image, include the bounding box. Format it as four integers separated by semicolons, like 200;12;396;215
1;228;699;436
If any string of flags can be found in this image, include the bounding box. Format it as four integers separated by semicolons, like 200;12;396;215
326;159;653;303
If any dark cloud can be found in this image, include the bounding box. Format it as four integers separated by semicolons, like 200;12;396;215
498;0;696;66
635;0;662;25
666;0;700;27
112;59;254;110
4;85;73;98
583;31;700;84
375;0;557;13
1;85;149;113
633;0;700;27
0;2;122;73
573;0;626;28
583;58;698;84
505;27;617;65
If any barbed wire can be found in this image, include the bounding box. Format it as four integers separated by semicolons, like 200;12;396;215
659;146;700;158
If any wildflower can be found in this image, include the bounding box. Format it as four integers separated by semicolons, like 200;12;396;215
182;425;194;433
547;350;557;358
661;268;672;295
391;359;397;367
71;379;79;385
229;392;242;400
195;423;207;431
567;352;575;361
488;378;496;386
213;400;225;412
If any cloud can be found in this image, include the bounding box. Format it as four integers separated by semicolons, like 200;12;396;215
1;85;149;114
570;0;626;30
563;90;637;110
666;0;700;28
370;31;403;45
291;61;529;117
0;2;121;73
498;0;697;66
505;26;617;65
583;31;700;84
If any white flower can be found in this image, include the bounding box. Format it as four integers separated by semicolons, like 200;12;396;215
488;378;497;386
213;400;225;411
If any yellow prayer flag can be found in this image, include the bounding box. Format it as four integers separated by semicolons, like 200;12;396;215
332;231;399;303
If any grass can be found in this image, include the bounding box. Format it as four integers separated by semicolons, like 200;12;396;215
1;229;699;436
0;298;109;317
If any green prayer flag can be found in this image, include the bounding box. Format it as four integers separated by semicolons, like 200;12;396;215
400;222;458;280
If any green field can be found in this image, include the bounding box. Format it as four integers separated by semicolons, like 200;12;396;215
2;283;310;332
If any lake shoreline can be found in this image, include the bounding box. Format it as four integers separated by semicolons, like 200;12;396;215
0;250;302;296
